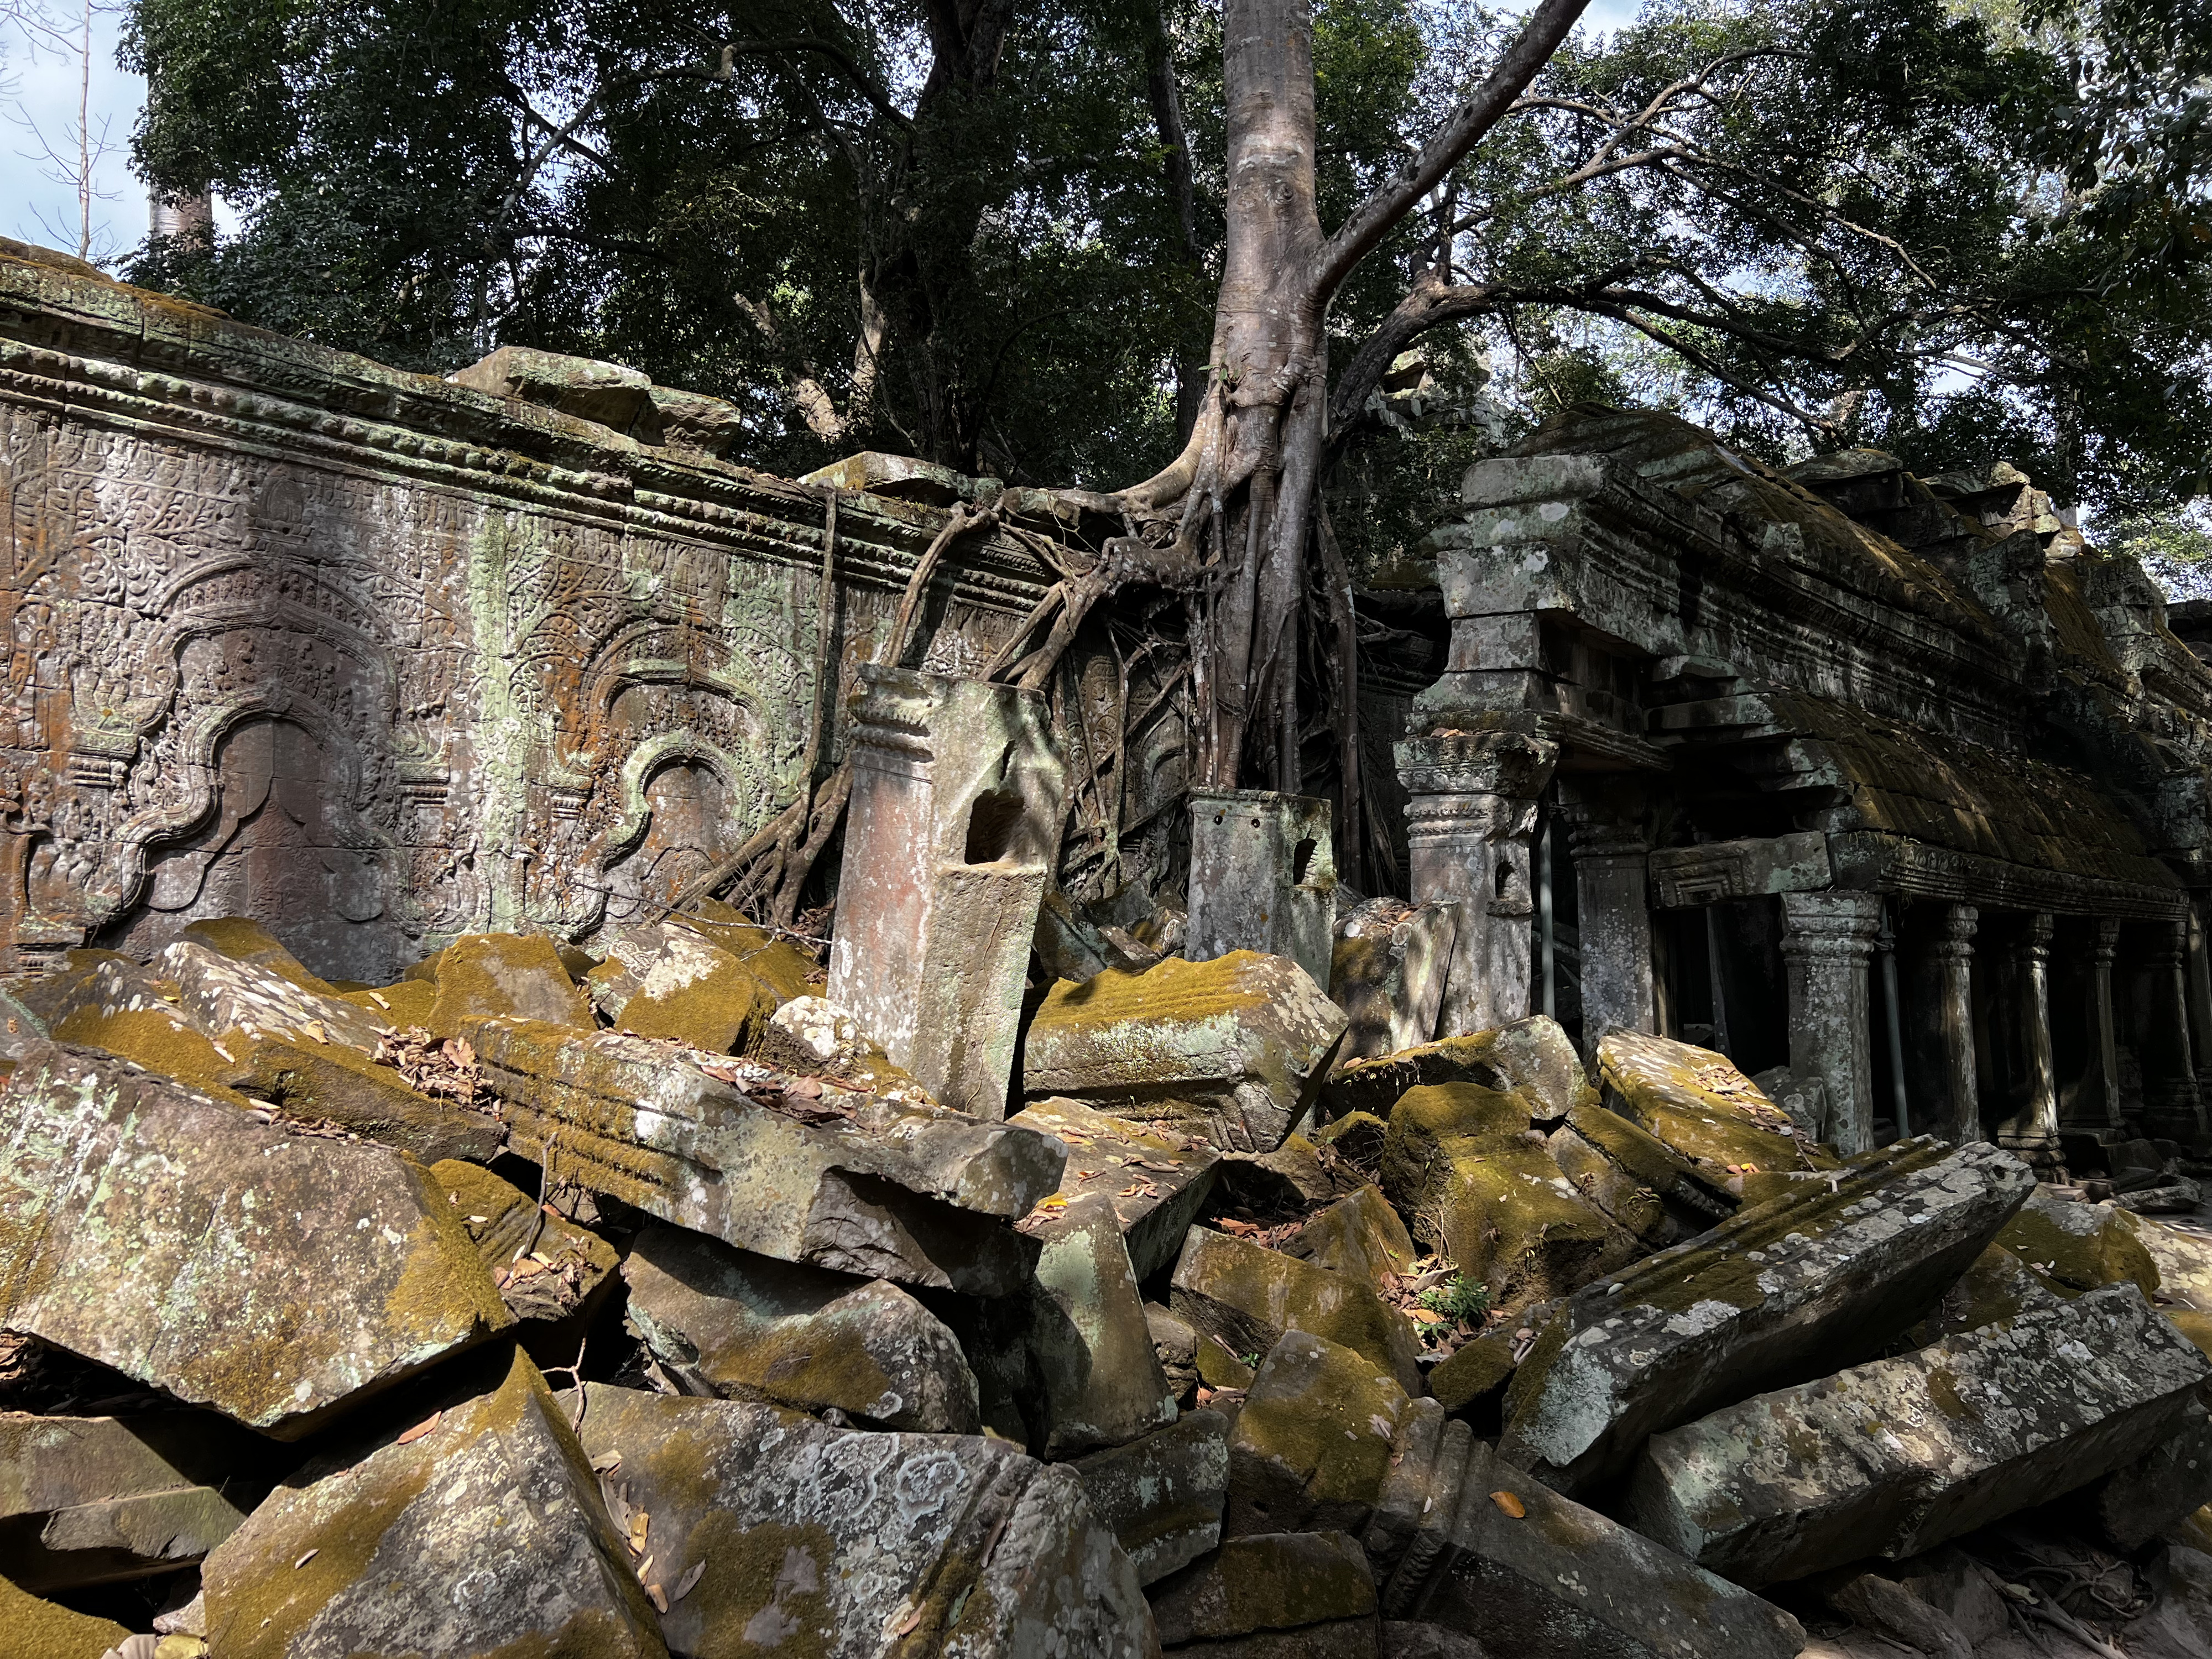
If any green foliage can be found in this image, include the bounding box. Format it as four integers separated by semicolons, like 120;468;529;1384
1419;1272;1490;1323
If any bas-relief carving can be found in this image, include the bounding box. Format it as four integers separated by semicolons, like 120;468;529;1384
0;387;1018;982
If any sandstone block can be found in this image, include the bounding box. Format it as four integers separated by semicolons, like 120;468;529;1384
1187;787;1339;986
623;1220;979;1433
1021;951;1349;1152
52;1001;258;1103
8;950;180;1033
161;940;388;1053
1498;1136;2034;1499
1548;1098;1735;1241
756;994;937;1104
0;1571;133;1655
1287;1183;1416;1288
1010;1095;1220;1280
1324;1015;1589;1123
1362;1399;1468;1584
1905;1242;2063;1346
1332;899;1456;1062
1598;1029;1838;1190
2088;1397;2212;1552
0;1040;511;1437
204;1349;666;1659
469;1015;1062;1294
1147;1302;1201;1401
677;900;822;1001
1171;1225;1424;1396
176;916;332;991
1227;1329;1411;1536
1031;1192;1179;1454
1149;1531;1378;1656
1997;1185;2158;1296
567;1381;1157;1657
426;931;595;1036
1396;1437;1803;1659
1072;1409;1230;1584
1627;1282;2212;1585
429;1157;619;1331
243;1036;504;1163
590;919;778;1051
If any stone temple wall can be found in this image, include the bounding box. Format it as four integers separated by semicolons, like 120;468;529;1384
0;244;1061;981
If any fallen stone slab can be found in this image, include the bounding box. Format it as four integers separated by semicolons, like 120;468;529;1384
678;899;824;1003
1171;1225;1425;1396
160;940;390;1053
2086;1397;2212;1552
1148;1531;1379;1657
1598;1029;1839;1191
1547;1098;1736;1245
1030;1192;1179;1455
7;950;176;1032
1394;1437;1804;1659
1627;1283;2212;1585
426;931;596;1036
1147;1302;1202;1402
1323;1015;1589;1124
0;1571;134;1655
242;1035;505;1163
203;1348;667;1659
1021;950;1349;1151
566;1381;1157;1657
0;1040;512;1437
1227;1329;1411;1537
1215;1130;1367;1212
588;919;778;1051
50;1000;260;1103
176;916;333;992
1286;1183;1417;1288
755;994;940;1107
1996;1186;2159;1296
467;1015;1062;1295
429;1157;619;1331
1905;1243;2063;1347
622;1220;979;1433
1333;899;1457;1061
0;1409;284;1589
1010;1095;1220;1280
1072;1408;1230;1584
1498;1136;2035;1499
1363;1398;1468;1585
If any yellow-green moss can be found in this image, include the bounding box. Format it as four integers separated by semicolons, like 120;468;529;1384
1997;1203;2158;1298
0;1567;134;1656
52;1004;255;1104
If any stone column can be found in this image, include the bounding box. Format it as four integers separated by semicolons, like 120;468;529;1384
1780;890;1883;1155
1993;914;2061;1160
2060;916;2127;1140
827;666;1066;1120
1396;732;1558;1037
1905;904;1980;1146
2186;901;2212;1110
1561;793;1655;1051
2141;917;2208;1148
1186;789;1335;985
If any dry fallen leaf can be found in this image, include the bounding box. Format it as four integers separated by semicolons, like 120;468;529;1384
395;1410;442;1446
672;1560;706;1602
1075;1168;1100;1180
590;1452;622;1474
890;1601;926;1637
1036;1194;1068;1210
786;1077;823;1098
1490;1490;1526;1519
629;1510;650;1554
1119;1183;1145;1197
1056;1131;1093;1146
295;1548;319;1568
645;1582;668;1614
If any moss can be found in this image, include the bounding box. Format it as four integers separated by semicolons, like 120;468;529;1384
51;1004;257;1103
0;1564;135;1653
341;979;438;1026
614;957;777;1055
1926;1365;1974;1422
1196;1331;1256;1389
674;1510;838;1657
426;935;594;1039
1500;1307;1573;1427
682;901;823;1004
1997;1202;2158;1298
1430;1326;1519;1413
178;917;331;993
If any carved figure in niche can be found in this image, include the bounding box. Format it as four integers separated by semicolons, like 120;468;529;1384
601;760;731;926
112;715;392;982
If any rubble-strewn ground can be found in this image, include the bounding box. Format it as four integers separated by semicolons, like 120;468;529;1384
7;909;2212;1658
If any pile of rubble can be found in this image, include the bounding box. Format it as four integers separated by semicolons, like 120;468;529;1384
7;906;2212;1659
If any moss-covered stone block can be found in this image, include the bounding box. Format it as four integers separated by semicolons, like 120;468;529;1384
1906;1243;2063;1346
426;932;594;1037
161;940;389;1055
1289;1183;1416;1287
0;1570;133;1654
1009;1095;1220;1281
430;1159;619;1333
1997;1186;2159;1298
1148;1530;1377;1645
1227;1329;1410;1536
244;1036;505;1164
1030;1192;1179;1455
595;923;778;1053
1171;1224;1423;1396
176;916;332;993
682;900;823;1002
1324;1014;1590;1123
1072;1408;1230;1585
1598;1030;1838;1195
50;1003;258;1104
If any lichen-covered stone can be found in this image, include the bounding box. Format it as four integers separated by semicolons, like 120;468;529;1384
1361;1399;1462;1578
161;940;389;1055
1020;951;1349;1152
755;995;938;1105
2087;1397;2212;1552
425;931;595;1037
1147;1302;1202;1401
1171;1225;1424;1396
1396;1437;1804;1659
0;1040;512;1438
591;919;778;1052
1996;1186;2158;1297
243;1036;505;1163
1380;1083;1635;1312
1010;1095;1220;1280
623;1220;980;1433
177;916;333;993
1324;1016;1589;1124
5;950;172;1033
566;1381;1158;1658
1598;1029;1839;1193
429;1157;619;1331
1287;1184;1416;1288
1905;1242;2063;1346
684;900;828;1003
1332;900;1457;1061
51;1001;258;1104
1549;1099;1736;1241
1030;1192;1178;1455
1628;1283;2212;1585
203;1347;667;1659
1148;1531;1378;1650
1426;1325;1520;1419
1227;1329;1411;1536
1498;1136;2034;1499
468;1015;1062;1294
1072;1409;1230;1584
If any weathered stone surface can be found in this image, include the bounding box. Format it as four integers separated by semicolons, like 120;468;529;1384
1548;1099;1735;1244
6;950;171;1032
1820;1571;1978;1659
1031;1192;1179;1455
2086;1396;2212;1552
1171;1225;1424;1396
1187;788;1339;987
1072;1409;1230;1584
469;1015;1062;1293
1361;1399;1465;1581
1627;1283;2212;1585
1395;1437;1804;1659
1426;1324;1520;1418
2123;1543;2212;1658
0;1040;512;1437
1332;899;1456;1062
622;1220;980;1433
1227;1329;1411;1537
568;1381;1159;1657
1905;1242;2063;1346
1148;1302;1202;1402
1324;1016;1589;1124
829;666;1065;1121
1149;1531;1377;1653
244;1036;505;1163
755;994;938;1105
177;916;332;991
0;1410;281;1589
1287;1183;1417;1288
426;931;594;1036
1498;1136;2034;1498
431;1157;619;1329
1996;1186;2158;1296
161;940;389;1054
1381;1082;1635;1312
0;1569;134;1653
1010;1095;1220;1280
204;1348;667;1659
1021;951;1349;1152
1598;1029;1840;1193
590;919;778;1051
51;999;259;1103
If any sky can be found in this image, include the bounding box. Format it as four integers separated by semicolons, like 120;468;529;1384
2;0;1650;270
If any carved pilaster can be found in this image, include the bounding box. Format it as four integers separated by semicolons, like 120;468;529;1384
2141;917;2208;1148
1781;890;1884;1155
2060;916;2126;1140
1561;786;1653;1051
1994;914;2061;1158
1908;904;1979;1146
